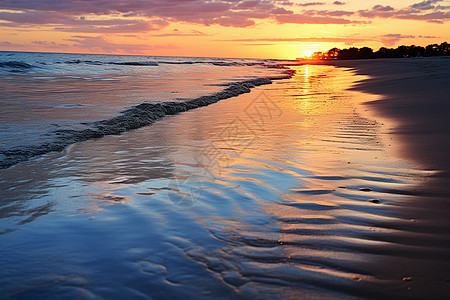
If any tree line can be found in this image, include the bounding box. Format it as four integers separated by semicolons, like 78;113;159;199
310;42;450;60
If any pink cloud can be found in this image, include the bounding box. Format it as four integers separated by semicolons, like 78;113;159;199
221;36;374;45
65;36;177;53
220;33;439;47
275;14;362;24
306;9;354;17
0;0;448;33
0;0;368;31
296;2;326;7
57;20;168;33
381;34;415;46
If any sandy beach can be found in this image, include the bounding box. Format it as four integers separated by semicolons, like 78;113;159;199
1;58;450;299
320;57;450;298
326;57;450;188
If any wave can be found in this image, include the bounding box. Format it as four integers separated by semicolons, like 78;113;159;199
64;60;104;65
0;61;35;72
63;60;159;66
109;61;159;66
60;60;265;67
0;70;294;169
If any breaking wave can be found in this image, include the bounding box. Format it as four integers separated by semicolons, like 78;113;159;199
0;61;35;72
0;71;294;169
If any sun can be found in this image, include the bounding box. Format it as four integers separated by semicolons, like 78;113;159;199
302;49;317;59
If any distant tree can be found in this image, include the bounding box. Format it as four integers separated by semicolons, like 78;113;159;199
326;48;340;59
359;47;373;59
309;42;449;60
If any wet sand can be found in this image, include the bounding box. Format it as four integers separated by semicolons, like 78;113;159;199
314;57;450;298
1;62;450;299
323;57;450;190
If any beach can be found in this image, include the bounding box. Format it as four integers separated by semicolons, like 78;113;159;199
329;57;450;184
1;56;450;299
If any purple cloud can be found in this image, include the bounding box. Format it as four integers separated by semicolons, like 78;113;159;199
0;0;368;30
57;20;168;33
296;2;326;7
0;0;448;32
358;1;450;23
381;34;415;46
306;10;354;17
411;0;443;10
0;10;68;24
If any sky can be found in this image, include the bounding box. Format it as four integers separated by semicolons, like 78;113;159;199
0;0;449;59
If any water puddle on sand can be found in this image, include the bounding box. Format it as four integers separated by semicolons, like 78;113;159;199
1;65;448;299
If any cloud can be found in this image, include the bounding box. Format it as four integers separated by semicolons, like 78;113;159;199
0;0;448;33
305;9;354;17
219;36;374;45
65;36;177;53
411;0;443;10
0;10;68;24
380;34;415;46
150;30;208;37
275;13;363;24
0;10;168;32
379;33;438;46
57;20;168;33
358;1;450;23
296;2;326;7
0;36;176;54
220;33;439;47
0;0;371;31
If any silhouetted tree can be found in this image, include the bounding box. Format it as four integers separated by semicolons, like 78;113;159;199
309;42;449;60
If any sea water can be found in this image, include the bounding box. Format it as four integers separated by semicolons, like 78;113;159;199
0;51;286;168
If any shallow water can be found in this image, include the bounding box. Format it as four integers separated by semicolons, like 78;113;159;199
0;52;282;151
1;65;448;299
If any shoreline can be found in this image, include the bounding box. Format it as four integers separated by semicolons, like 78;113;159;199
0;69;294;169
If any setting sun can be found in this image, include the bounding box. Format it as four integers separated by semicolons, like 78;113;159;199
302;49;318;59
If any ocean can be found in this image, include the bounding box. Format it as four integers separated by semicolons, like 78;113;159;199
0;51;288;168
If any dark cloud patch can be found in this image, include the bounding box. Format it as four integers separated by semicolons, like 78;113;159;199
381;33;415;46
333;1;345;5
296;2;326;7
275;14;364;24
411;0;443;10
306;10;354;17
358;1;450;23
0;10;68;25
